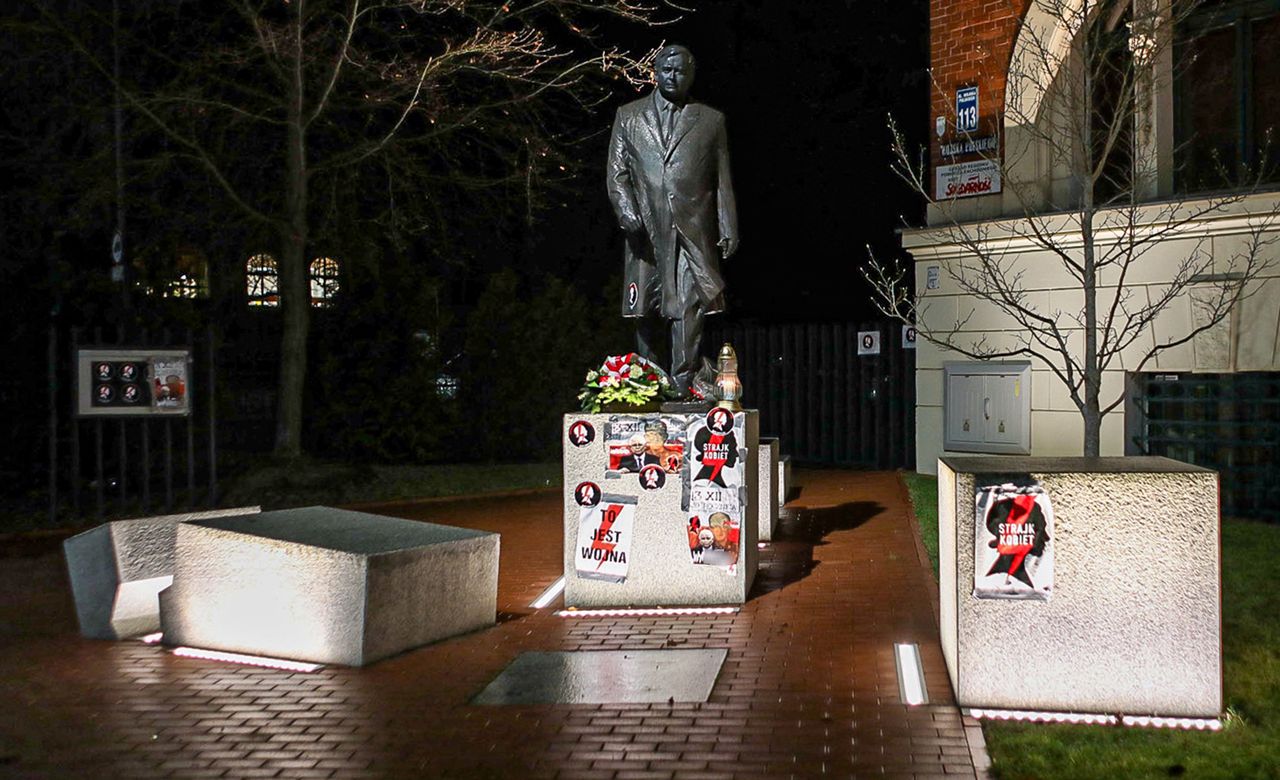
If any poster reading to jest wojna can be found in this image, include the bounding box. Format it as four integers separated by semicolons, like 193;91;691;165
684;409;746;572
574;494;637;584
973;480;1054;601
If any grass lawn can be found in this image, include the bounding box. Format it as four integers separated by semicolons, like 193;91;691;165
218;458;563;510
900;472;1280;780
901;470;940;577
3;459;564;535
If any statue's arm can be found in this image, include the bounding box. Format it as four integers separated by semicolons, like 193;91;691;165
716;116;739;258
607;111;644;233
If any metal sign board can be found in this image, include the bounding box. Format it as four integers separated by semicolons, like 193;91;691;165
902;326;917;349
956;86;979;133
857;331;881;356
77;349;191;417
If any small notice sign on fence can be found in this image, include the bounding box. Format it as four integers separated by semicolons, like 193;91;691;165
857;331;881;356
76;349;191;417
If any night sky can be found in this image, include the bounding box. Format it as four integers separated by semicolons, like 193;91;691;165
524;0;930;322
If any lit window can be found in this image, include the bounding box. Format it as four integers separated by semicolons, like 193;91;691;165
166;250;207;299
246;253;279;307
309;257;340;307
436;373;459;399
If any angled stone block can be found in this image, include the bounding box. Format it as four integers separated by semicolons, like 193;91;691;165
159;506;499;666
64;506;261;640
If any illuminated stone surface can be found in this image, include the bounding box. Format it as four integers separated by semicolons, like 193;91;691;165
757;437;780;540
938;456;1221;717
159;506;498;666
779;454;792;505
63;506;261;640
473;649;728;705
561;412;759;608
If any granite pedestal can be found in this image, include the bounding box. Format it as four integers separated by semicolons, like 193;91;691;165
159;506;498;666
938;456;1221;717
64;506;261;640
562;411;759;608
778;455;792;505
757;437;780;541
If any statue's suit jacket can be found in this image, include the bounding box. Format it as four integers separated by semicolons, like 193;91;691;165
607;93;738;319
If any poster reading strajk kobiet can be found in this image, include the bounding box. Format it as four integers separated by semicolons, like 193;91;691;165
575;494;637;583
685;409;745;572
973;480;1054;600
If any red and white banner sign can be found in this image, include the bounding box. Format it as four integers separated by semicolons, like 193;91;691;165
973;481;1054;601
935;159;1002;200
575;494;637;584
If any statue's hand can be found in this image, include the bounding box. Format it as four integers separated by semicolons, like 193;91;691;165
719;236;739;259
621;214;644;233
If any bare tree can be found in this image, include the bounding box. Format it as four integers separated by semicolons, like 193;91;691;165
32;0;674;458
865;0;1278;456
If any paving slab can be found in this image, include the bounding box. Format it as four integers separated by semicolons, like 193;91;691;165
473;649;727;705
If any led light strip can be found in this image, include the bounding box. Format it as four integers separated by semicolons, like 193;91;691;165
556;606;739;618
970;708;1117;725
172;647;323;673
969;708;1222;730
1121;715;1222;731
530;576;566;609
138;632;164;645
894;643;929;705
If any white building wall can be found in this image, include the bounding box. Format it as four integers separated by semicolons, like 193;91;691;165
905;194;1280;475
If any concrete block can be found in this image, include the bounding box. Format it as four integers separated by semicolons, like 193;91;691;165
159;506;498;666
778;454;792;505
64;506;261;640
757;438;780;540
562;412;759;608
938;456;1221;717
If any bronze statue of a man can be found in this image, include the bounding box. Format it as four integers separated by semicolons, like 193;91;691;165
607;44;739;395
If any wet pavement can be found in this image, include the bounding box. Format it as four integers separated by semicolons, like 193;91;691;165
0;469;982;779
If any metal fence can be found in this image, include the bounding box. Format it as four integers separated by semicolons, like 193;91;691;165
709;321;916;469
1129;371;1280;521
47;325;219;525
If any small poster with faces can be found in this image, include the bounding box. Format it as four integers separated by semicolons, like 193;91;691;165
604;415;686;479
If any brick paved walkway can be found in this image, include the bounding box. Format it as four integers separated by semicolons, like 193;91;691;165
0;469;979;779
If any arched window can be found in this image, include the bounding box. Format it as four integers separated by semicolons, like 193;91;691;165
309;256;340;307
1176;0;1280;192
246;253;279;307
167;250;208;299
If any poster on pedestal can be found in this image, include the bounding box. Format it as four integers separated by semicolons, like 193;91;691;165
974;480;1054;600
604;415;687;478
684;409;746;572
575;494;637;583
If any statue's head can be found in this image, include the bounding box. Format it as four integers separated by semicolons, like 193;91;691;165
654;45;695;104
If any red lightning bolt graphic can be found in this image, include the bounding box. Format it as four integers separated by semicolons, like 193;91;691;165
590;504;622;570
998;494;1039;579
706;433;727;482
